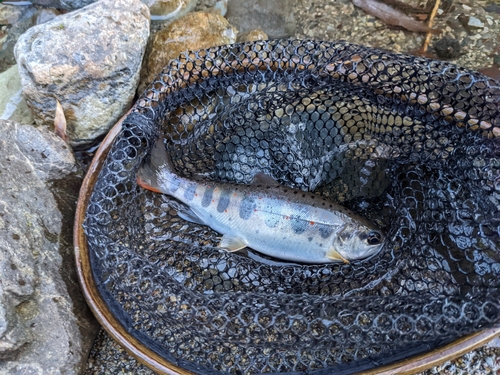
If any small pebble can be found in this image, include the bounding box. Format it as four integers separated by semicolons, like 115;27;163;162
467;16;485;28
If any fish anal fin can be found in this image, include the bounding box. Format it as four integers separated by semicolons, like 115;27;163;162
326;248;349;264
177;208;206;225
219;234;247;252
251;172;278;186
137;173;162;193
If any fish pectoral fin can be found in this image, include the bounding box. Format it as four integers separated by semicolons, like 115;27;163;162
219;234;247;252
251;172;278;186
177;207;206;225
326;248;349;264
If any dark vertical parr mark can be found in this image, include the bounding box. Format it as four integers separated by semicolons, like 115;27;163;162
290;216;307;234
217;189;231;212
183;182;197;201
202;186;215;207
263;202;281;228
318;223;334;239
239;196;256;220
290;206;309;234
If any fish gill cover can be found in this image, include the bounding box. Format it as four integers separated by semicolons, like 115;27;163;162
83;39;500;374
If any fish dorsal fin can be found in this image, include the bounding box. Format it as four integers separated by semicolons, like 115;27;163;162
251;172;278;186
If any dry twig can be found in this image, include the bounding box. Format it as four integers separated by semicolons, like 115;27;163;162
421;0;442;54
352;0;440;34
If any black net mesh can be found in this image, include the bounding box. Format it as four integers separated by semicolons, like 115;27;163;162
83;39;500;374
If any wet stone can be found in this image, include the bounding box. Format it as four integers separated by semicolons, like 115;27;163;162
14;0;150;147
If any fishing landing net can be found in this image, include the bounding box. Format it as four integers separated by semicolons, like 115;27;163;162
83;39;500;374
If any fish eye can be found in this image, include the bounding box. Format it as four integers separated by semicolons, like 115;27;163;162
366;230;382;245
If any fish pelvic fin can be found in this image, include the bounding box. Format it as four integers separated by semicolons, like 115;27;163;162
326;248;350;264
136;133;174;193
219;234;247;252
177;207;206;226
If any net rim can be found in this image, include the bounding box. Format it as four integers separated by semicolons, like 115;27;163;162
74;116;500;375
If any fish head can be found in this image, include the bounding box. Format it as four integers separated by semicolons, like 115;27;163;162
331;220;385;261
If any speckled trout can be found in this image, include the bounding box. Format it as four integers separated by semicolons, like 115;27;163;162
137;136;384;263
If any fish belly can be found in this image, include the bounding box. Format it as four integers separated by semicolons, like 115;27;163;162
244;228;332;263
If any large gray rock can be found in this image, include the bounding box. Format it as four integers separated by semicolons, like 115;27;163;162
14;0;150;148
0;119;100;375
226;0;297;39
27;0;97;10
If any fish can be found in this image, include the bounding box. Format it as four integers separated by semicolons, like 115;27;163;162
136;135;385;264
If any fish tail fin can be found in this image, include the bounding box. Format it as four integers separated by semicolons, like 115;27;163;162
136;133;174;193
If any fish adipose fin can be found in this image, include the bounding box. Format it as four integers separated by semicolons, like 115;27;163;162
327;248;349;264
177;207;206;226
251;172;278;186
137;133;172;193
219;234;247;252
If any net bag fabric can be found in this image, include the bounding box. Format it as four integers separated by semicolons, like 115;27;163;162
83;39;500;374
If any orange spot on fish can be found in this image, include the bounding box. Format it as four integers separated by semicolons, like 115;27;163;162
310;221;315;225
212;200;215;202
254;209;257;212
225;209;228;213
285;216;289;220
233;193;237;197
195;193;198;197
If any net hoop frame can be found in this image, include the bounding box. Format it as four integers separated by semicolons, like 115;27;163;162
74;117;500;375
